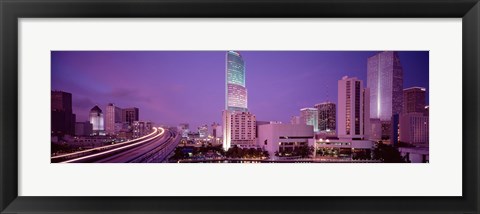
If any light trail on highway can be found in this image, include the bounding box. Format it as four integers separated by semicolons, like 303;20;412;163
60;127;165;163
51;127;160;160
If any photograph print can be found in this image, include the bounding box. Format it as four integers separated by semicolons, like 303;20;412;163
51;51;429;163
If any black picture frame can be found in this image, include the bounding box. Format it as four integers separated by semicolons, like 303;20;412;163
1;0;479;213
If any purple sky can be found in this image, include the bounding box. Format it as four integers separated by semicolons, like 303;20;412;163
51;51;429;130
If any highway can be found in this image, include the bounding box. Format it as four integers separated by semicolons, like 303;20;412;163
94;130;173;163
54;127;181;163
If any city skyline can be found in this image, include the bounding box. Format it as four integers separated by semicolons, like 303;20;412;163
51;51;428;130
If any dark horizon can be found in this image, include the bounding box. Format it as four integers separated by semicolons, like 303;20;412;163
51;51;429;130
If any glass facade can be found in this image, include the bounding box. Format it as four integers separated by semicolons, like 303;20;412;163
315;102;336;132
300;108;319;132
89;105;104;135
226;51;248;112
367;51;403;121
403;87;426;114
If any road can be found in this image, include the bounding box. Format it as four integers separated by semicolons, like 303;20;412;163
94;130;173;163
58;127;180;163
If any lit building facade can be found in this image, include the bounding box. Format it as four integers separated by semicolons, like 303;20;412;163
403;87;426;114
223;111;257;149
338;76;369;139
223;51;256;150
257;124;314;157
178;123;190;138
51;90;76;136
399;113;429;146
132;121;153;138
105;103;123;135
369;118;382;141
367;51;404;121
198;124;208;139
89;105;104;135
226;51;248;112
300;108;319;132
314;102;336;133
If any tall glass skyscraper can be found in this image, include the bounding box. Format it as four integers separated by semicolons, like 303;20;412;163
223;51;256;151
226;51;248;112
367;51;403;121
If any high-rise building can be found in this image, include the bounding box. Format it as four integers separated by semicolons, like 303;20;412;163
390;114;400;146
211;122;221;138
300;108;319;132
123;107;139;126
314;102;336;133
51;91;76;136
400;113;429;146
338;76;368;139
198;125;208;139
105;103;123;135
223;51;256;150
225;51;248;112
178;123;190;138
89;105;104;135
370;118;382;141
222;111;257;149
363;88;371;139
403;87;426;114
367;51;404;121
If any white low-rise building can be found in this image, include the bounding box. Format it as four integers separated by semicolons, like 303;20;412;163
257;124;314;157
314;138;374;159
399;147;429;163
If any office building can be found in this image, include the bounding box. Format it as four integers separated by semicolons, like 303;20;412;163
370;118;382;141
300;108;319;132
223;51;256;150
51;90;76;136
363;88;371;139
367;51;404;122
225;51;248;112
399;113;429;146
198;124;208;138
338;76;369;139
178;123;190;138
391;114;400;146
89;105;104;135
403;87;426;114
211;122;221;138
105;103;123;135
123;107;139;126
315;102;336;133
223;111;257;149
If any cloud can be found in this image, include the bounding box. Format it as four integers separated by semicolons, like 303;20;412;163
74;97;95;108
106;88;152;103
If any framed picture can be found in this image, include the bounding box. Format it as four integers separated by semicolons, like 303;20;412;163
1;0;478;213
